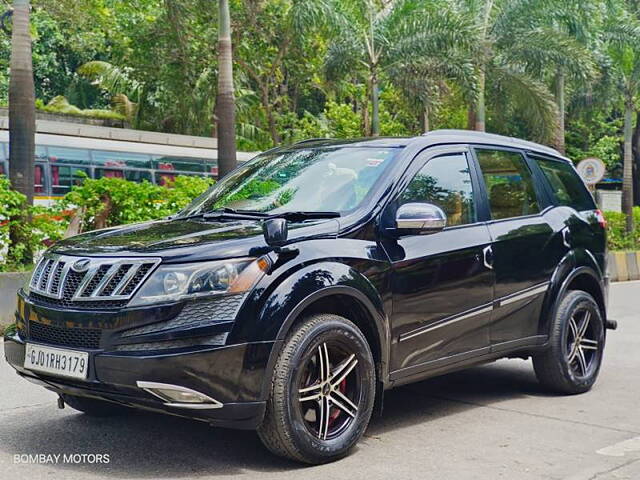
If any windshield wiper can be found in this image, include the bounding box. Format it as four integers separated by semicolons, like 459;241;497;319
178;208;339;223
266;211;340;222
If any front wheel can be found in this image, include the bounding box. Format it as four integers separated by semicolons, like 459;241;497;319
258;314;376;464
533;290;605;394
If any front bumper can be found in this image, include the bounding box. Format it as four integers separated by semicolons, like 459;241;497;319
4;334;271;429
5;292;275;429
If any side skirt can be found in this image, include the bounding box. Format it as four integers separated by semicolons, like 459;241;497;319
387;335;547;388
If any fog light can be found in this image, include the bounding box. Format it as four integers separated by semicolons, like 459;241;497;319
136;381;223;409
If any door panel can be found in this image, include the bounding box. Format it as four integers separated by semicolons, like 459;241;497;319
385;150;494;375
387;225;494;372
487;215;558;343
474;147;559;345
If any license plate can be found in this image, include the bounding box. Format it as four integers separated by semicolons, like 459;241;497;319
24;343;89;380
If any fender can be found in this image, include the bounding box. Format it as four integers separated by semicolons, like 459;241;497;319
539;248;606;338
247;261;391;401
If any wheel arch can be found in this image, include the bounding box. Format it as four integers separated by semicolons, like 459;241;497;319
256;263;391;403
542;251;607;338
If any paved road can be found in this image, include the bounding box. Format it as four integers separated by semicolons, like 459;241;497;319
0;282;639;480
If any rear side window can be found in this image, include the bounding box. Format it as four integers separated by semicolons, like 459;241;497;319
476;149;540;220
534;157;595;211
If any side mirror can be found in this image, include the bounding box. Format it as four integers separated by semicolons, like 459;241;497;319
395;202;447;232
263;217;288;247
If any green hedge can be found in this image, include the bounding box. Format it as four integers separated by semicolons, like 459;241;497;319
0;175;214;271
604;208;640;251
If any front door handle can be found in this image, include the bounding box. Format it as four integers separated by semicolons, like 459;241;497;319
483;245;494;270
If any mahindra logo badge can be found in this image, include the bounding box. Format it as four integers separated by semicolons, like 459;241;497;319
71;258;91;272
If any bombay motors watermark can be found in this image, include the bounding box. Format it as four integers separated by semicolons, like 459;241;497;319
14;453;110;464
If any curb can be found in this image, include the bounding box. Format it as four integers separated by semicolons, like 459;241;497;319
608;251;640;282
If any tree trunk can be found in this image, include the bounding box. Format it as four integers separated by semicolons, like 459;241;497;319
623;101;635;233
633;111;640;207
553;68;566;154
215;0;237;179
467;108;476;130
475;67;486;132
422;105;430;134
371;70;380;137
9;0;35;205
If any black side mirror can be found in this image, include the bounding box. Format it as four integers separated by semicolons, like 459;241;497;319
263;217;288;247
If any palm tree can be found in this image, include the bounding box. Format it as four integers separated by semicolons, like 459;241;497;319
77;61;143;126
605;10;640;233
496;0;598;153
459;0;589;142
8;0;35;205
215;0;236;178
325;0;474;136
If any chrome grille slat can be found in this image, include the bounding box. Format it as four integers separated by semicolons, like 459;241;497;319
45;259;60;294
31;257;47;288
87;264;122;298
112;264;140;296
28;254;161;307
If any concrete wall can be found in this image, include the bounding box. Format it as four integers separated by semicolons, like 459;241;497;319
0;272;29;327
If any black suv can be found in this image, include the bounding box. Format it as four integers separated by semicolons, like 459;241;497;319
5;130;613;464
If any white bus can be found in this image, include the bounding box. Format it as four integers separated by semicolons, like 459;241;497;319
0;117;256;205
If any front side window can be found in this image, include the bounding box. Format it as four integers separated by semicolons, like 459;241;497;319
476;149;540;220
399;153;476;227
182;146;399;215
534;157;595;211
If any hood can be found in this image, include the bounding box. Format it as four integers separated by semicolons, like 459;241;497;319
52;217;341;263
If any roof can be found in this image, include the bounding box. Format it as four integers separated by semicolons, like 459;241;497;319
289;130;565;160
420;129;564;158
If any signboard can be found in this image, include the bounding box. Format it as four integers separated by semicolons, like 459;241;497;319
576;158;606;185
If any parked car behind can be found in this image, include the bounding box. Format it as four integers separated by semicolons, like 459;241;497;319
5;130;614;464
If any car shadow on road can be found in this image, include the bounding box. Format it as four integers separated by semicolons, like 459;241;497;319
0;359;552;477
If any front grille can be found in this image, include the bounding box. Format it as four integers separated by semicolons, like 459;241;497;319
29;322;102;349
28;254;160;310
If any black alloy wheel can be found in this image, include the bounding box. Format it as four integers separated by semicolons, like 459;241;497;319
258;314;376;464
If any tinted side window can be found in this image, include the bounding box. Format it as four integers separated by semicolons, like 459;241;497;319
476;149;540;220
534;157;595;211
400;153;476;227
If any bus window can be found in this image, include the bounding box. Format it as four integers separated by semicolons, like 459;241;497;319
93;150;152;169
34;164;44;193
48;146;91;165
35;145;48;161
51;165;88;195
0;143;6;160
96;168;151;182
0;160;6;176
153;156;205;173
206;163;219;177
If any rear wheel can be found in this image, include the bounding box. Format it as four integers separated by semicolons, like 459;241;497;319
533;290;605;394
258;314;376;464
62;394;128;417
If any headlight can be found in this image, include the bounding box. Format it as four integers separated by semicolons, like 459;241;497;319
128;257;270;307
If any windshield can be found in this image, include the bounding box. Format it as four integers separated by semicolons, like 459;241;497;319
181;146;400;216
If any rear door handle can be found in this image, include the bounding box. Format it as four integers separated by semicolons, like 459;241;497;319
483;245;494;270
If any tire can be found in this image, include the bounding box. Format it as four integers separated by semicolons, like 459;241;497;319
533;290;605;394
62;394;128;417
258;314;376;464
